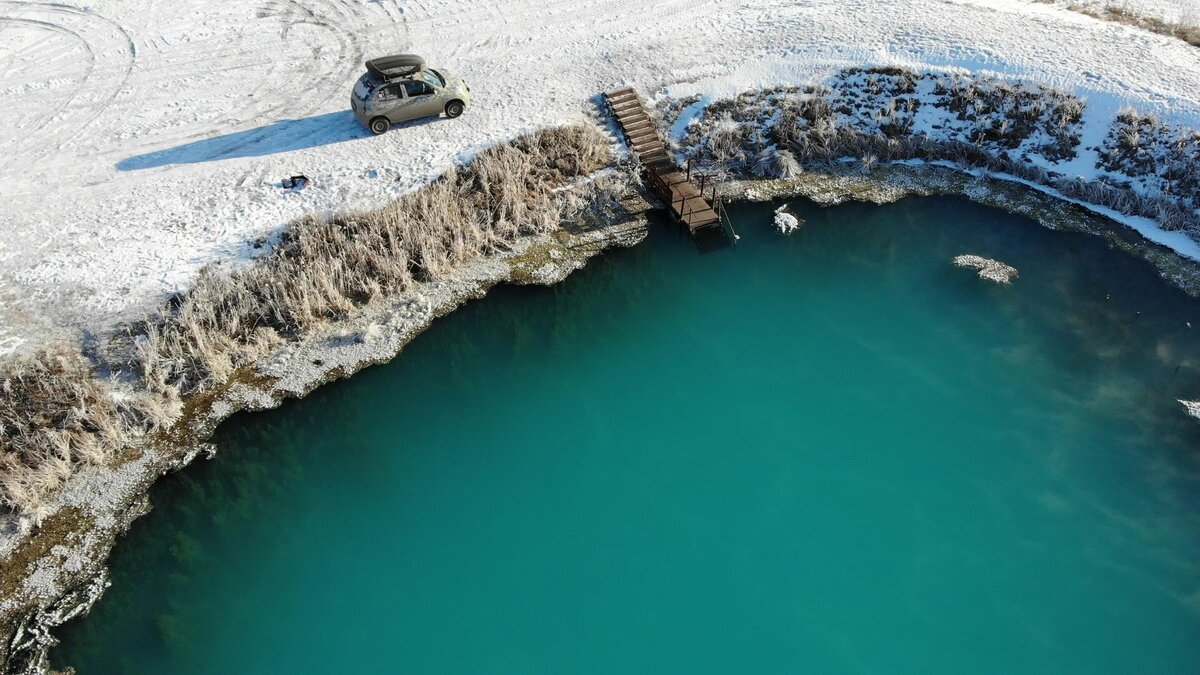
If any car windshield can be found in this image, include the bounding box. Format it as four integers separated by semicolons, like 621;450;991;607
354;72;383;99
420;69;446;88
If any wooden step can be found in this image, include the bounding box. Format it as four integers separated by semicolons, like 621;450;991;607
615;108;649;123
621;117;654;133
630;135;664;148
656;171;691;187
627;127;660;142
644;156;675;171
629;137;662;151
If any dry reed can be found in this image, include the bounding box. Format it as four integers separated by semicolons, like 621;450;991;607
0;123;615;523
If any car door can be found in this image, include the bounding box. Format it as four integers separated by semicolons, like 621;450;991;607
401;80;442;119
373;83;405;120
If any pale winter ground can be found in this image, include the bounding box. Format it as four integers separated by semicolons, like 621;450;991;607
1035;0;1200;26
3;0;1200;356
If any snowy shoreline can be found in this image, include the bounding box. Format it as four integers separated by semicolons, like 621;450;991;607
658;68;1200;266
0;193;650;674
5;0;1200;668
730;162;1200;296
5;0;1200;357
7;158;1200;673
7;73;1200;673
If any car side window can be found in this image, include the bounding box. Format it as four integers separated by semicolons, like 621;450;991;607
377;84;402;101
403;80;432;97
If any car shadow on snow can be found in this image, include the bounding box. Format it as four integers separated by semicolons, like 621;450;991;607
116;111;439;171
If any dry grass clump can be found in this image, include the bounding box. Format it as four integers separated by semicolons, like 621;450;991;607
0;123;615;522
934;75;1084;161
1051;1;1200;47
135;124;613;395
1095;108;1200;231
0;348;175;526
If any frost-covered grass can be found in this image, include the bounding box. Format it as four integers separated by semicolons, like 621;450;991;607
0;124;615;524
131;124;613;396
1096;108;1200;230
664;67;1200;240
0;348;178;528
1035;1;1200;46
670;68;1086;171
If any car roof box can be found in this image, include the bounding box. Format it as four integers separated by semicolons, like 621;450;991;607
366;54;425;80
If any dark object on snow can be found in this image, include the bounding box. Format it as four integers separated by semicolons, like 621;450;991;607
282;175;310;190
366;54;426;80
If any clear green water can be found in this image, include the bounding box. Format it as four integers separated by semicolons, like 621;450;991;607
57;197;1200;674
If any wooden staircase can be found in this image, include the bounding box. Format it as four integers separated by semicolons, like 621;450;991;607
604;87;733;240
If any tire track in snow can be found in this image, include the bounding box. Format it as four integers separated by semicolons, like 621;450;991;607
7;0;1200;345
0;2;135;166
1;0;405;174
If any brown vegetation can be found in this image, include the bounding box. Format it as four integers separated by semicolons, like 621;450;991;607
1050;2;1200;47
668;67;1200;237
0;123;615;523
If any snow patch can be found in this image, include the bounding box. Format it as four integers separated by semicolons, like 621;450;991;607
5;0;1200;351
774;212;801;235
1179;399;1200;420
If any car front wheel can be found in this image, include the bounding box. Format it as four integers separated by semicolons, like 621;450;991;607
369;117;390;135
445;100;465;119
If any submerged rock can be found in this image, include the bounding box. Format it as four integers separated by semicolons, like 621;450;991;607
953;254;1019;284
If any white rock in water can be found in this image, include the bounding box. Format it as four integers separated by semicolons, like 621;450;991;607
1179;400;1200;420
774;212;801;235
953;254;1018;284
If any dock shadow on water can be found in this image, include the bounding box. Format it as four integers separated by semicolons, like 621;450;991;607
54;196;1200;674
116;111;437;170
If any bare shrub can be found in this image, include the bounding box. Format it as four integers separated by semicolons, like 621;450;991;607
1097;108;1200;226
751;147;802;179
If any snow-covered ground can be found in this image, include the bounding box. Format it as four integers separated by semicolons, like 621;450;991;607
1037;0;1200;26
3;0;1200;356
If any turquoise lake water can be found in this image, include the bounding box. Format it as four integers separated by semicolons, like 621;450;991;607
56;197;1200;673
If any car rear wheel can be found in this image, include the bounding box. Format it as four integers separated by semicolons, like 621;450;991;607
445;100;465;119
369;116;390;135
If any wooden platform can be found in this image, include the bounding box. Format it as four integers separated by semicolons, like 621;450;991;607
604;88;728;237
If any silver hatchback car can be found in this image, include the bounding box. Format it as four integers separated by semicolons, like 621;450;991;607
351;54;472;135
